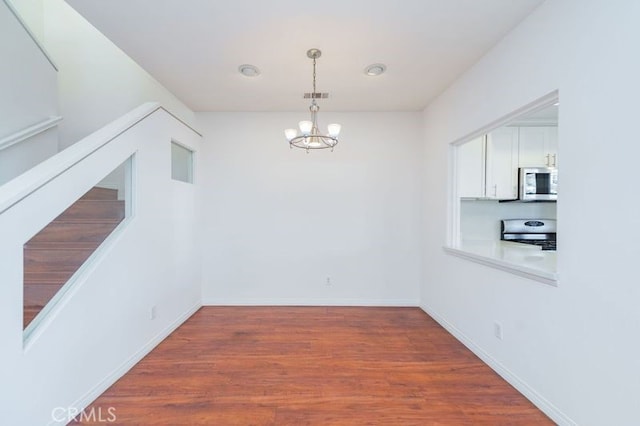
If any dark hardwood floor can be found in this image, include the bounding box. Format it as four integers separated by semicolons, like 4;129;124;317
76;307;552;425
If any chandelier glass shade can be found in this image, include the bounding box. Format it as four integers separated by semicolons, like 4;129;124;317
285;49;341;152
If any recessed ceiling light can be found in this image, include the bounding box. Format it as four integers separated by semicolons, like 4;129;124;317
238;64;260;77
364;63;386;76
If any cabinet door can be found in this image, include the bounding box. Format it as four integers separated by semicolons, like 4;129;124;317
457;136;485;198
486;127;519;200
519;126;558;167
547;126;558;167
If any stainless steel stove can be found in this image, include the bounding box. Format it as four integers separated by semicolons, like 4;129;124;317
501;219;557;251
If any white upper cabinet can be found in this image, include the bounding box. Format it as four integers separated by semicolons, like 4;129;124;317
457;136;486;198
457;130;518;201
518;126;558;168
486;127;519;200
457;124;557;201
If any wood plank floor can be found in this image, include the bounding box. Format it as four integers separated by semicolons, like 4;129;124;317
76;307;553;425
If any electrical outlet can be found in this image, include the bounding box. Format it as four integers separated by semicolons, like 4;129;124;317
150;305;157;320
326;277;332;286
494;322;503;340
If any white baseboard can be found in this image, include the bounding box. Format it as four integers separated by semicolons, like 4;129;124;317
202;297;420;307
420;303;575;426
48;301;201;425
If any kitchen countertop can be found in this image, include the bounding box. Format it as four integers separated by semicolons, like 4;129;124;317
444;240;557;286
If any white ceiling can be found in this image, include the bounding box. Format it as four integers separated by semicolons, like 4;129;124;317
65;0;544;112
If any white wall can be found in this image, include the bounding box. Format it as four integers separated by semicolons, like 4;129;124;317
0;0;56;138
0;127;58;184
0;107;202;424
7;0;44;41
199;112;423;306
11;0;195;149
1;0;58;181
420;0;640;424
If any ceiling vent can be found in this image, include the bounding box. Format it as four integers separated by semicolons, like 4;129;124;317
304;92;329;99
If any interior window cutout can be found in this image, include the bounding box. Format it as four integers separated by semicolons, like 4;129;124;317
449;97;559;284
171;141;194;183
23;156;133;333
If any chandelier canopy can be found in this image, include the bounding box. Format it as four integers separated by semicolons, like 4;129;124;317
284;49;341;152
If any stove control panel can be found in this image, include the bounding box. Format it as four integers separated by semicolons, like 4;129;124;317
502;219;556;234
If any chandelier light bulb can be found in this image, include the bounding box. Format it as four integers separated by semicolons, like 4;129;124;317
308;137;321;147
299;121;313;135
328;123;341;138
284;128;298;141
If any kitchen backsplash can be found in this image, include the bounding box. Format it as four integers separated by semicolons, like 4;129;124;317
460;199;557;241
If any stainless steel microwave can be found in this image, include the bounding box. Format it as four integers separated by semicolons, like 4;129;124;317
518;167;558;201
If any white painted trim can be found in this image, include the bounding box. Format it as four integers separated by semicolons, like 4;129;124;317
448;91;560;148
0;116;62;151
443;246;558;286
47;301;202;426
202;298;420;306
2;0;58;71
442;247;558;287
420;303;576;426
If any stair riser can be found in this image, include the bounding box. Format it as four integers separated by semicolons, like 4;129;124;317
24;248;94;272
54;200;125;222
28;222;120;244
24;271;76;283
24;284;63;306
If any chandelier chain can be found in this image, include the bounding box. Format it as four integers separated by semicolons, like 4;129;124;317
312;56;317;95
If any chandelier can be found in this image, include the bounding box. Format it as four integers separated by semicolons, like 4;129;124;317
284;48;341;152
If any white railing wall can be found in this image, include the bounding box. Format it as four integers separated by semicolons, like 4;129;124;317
1;0;60;185
0;103;203;425
0;116;62;185
0;116;62;152
0;0;58;135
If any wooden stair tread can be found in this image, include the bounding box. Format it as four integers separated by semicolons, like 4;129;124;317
25;273;74;282
25;241;103;250
28;222;120;244
24;280;67;286
25;253;94;272
53;217;125;225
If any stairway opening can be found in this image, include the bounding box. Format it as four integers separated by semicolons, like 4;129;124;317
23;156;132;331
